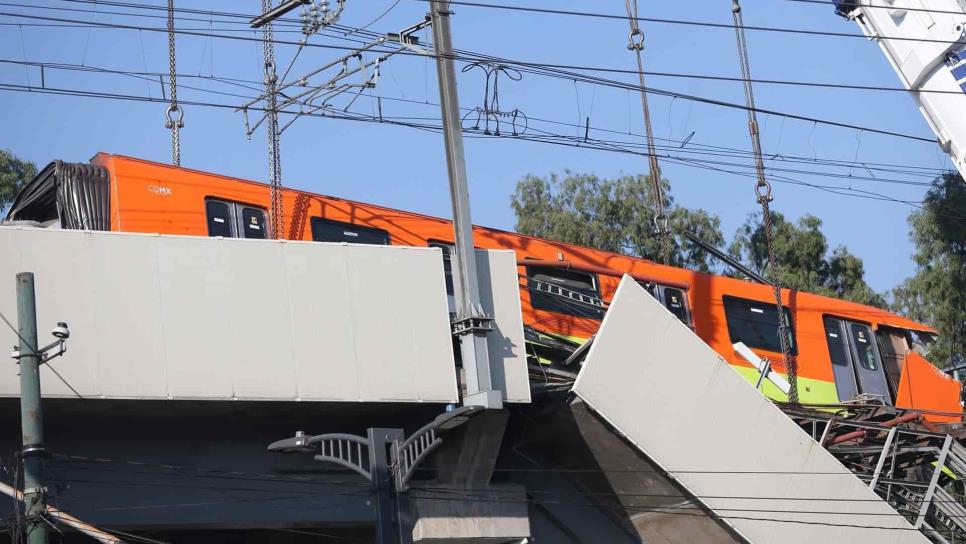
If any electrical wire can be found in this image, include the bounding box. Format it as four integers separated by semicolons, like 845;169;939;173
1;80;953;218
42;452;966;532
0;8;941;143
3;52;950;189
0;55;947;183
413;0;966;47
36;471;952;531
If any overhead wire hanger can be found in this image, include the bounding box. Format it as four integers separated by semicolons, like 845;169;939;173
624;0;673;264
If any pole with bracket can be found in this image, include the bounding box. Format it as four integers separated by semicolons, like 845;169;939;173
267;408;482;543
17;272;48;544
428;0;501;409
368;428;406;544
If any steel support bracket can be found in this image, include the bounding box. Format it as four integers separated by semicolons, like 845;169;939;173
451;315;495;336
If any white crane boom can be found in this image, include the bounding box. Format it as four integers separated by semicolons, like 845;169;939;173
834;0;966;179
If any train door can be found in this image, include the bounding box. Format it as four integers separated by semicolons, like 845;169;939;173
205;198;269;239
823;317;892;403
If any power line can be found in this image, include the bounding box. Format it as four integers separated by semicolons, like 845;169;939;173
52;0;966;49
0;81;949;216
5;55;948;194
41;448;966;533
37;469;948;531
15;2;966;97
2;54;949;183
0;9;940;143
413;0;966;47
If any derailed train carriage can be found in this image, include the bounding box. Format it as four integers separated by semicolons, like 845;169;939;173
5;153;961;418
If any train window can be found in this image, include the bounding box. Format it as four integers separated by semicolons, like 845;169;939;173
638;282;692;326
850;323;878;371
311;217;390;245
240;207;267;239
526;266;605;320
661;287;691;325
428;240;455;296
206;200;234;237
722;295;797;355
205;198;268;239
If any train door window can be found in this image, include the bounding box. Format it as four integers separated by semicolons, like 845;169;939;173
658;286;691;326
310;217;390;245
848;322;892;401
205;199;234;237
875;327;909;395
637;281;659;298
428;240;455;296
824;317;859;402
240;206;267;239
526;266;605;320
722;295;797;355
205;198;268;239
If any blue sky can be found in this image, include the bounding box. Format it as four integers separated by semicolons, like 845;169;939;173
0;0;949;293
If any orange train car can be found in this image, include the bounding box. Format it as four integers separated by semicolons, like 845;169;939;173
4;153;961;416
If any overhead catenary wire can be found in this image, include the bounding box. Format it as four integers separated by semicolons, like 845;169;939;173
0;9;940;144
57;0;966;49
31;468;956;532
0;55;952;185
414;0;966;47
6;54;952;184
0;15;954;207
9;2;966;97
46;452;966;505
624;0;673;263
1;80;958;220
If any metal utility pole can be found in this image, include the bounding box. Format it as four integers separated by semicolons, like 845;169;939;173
429;0;501;410
16;272;47;544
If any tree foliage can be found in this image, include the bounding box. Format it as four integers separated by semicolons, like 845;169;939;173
892;173;966;369
0;149;37;213
729;211;885;307
511;172;725;272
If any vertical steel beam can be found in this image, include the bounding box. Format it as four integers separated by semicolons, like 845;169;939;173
916;434;953;529
16;272;47;544
868;426;897;490
429;0;501;409
819;417;835;446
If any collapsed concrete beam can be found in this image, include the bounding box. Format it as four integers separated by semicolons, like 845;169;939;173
573;277;929;544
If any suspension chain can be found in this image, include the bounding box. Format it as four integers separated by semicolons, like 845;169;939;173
624;0;672;265
164;0;183;166
731;0;797;402
262;0;283;239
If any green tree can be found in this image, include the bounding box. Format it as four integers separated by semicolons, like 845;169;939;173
728;211;885;307
892;172;966;369
510;171;726;272
0;149;37;213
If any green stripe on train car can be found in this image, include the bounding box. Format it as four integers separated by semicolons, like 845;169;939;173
731;366;840;405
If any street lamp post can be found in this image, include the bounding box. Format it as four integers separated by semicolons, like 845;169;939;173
267;406;483;544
